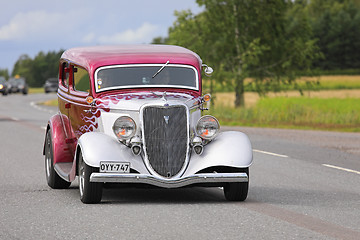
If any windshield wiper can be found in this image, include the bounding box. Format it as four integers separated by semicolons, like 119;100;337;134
152;60;169;78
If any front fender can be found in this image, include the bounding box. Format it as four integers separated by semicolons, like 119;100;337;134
76;132;149;174
44;113;76;164
184;131;253;177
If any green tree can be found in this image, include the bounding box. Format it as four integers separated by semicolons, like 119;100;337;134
152;36;168;44
158;0;319;107
308;0;360;69
164;10;220;96
12;50;63;87
12;54;34;84
0;68;9;79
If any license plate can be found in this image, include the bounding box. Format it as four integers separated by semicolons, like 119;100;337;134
100;162;130;173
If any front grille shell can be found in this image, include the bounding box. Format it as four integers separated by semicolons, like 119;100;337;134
140;103;190;179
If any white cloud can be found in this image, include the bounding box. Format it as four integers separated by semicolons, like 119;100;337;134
0;11;65;41
82;33;96;43
85;22;159;44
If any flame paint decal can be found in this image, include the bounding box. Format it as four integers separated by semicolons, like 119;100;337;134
75;92;195;136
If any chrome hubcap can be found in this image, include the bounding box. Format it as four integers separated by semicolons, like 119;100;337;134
79;161;85;197
45;138;52;179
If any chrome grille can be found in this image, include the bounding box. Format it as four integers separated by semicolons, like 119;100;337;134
142;105;188;178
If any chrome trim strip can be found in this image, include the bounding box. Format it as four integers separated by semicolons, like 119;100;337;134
94;64;199;92
90;172;248;188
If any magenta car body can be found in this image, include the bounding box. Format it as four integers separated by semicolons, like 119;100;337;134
43;45;253;203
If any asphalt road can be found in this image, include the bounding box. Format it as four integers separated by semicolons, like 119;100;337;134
0;93;359;240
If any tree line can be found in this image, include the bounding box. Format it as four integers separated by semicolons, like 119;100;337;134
0;50;64;88
0;0;359;106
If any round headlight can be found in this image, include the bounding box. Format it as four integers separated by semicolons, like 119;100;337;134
113;116;136;140
196;115;220;140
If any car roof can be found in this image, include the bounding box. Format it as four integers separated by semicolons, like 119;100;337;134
61;45;203;74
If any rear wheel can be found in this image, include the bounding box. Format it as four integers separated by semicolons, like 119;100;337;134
44;130;71;189
224;168;249;201
78;152;103;204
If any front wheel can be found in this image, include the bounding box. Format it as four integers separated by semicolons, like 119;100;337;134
78;152;103;204
223;168;249;201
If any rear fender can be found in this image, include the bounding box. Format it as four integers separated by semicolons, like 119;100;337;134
43;114;76;165
75;132;149;174
184;131;253;177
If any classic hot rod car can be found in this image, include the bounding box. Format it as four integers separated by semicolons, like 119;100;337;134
43;45;253;203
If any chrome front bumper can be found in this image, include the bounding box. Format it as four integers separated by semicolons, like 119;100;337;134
90;172;248;188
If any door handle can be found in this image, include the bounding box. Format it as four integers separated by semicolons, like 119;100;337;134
65;103;71;109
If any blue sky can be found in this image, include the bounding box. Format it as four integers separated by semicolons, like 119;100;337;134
0;0;203;73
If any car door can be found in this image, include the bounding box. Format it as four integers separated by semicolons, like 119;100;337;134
57;61;75;141
68;65;93;139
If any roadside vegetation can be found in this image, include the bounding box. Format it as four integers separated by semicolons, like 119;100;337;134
28;88;45;94
210;93;360;132
207;75;360;131
40;98;58;107
203;75;360;93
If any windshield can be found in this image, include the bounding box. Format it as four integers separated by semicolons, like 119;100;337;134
94;64;198;92
16;78;25;84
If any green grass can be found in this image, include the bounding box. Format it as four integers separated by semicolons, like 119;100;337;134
209;97;360;132
292;76;360;91
29;88;44;94
40;99;58;107
202;75;360;93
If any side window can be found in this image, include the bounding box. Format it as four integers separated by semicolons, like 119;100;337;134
73;67;90;93
61;62;69;87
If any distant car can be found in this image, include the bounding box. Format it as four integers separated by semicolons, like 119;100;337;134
44;78;58;93
43;45;253;204
7;78;18;93
0;77;9;95
8;77;28;95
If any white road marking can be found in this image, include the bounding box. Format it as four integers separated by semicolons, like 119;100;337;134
322;164;360;175
253;149;288;158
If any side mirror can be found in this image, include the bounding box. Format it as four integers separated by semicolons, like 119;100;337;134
202;64;213;76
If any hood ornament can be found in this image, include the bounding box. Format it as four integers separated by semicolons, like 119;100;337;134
164;115;170;124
